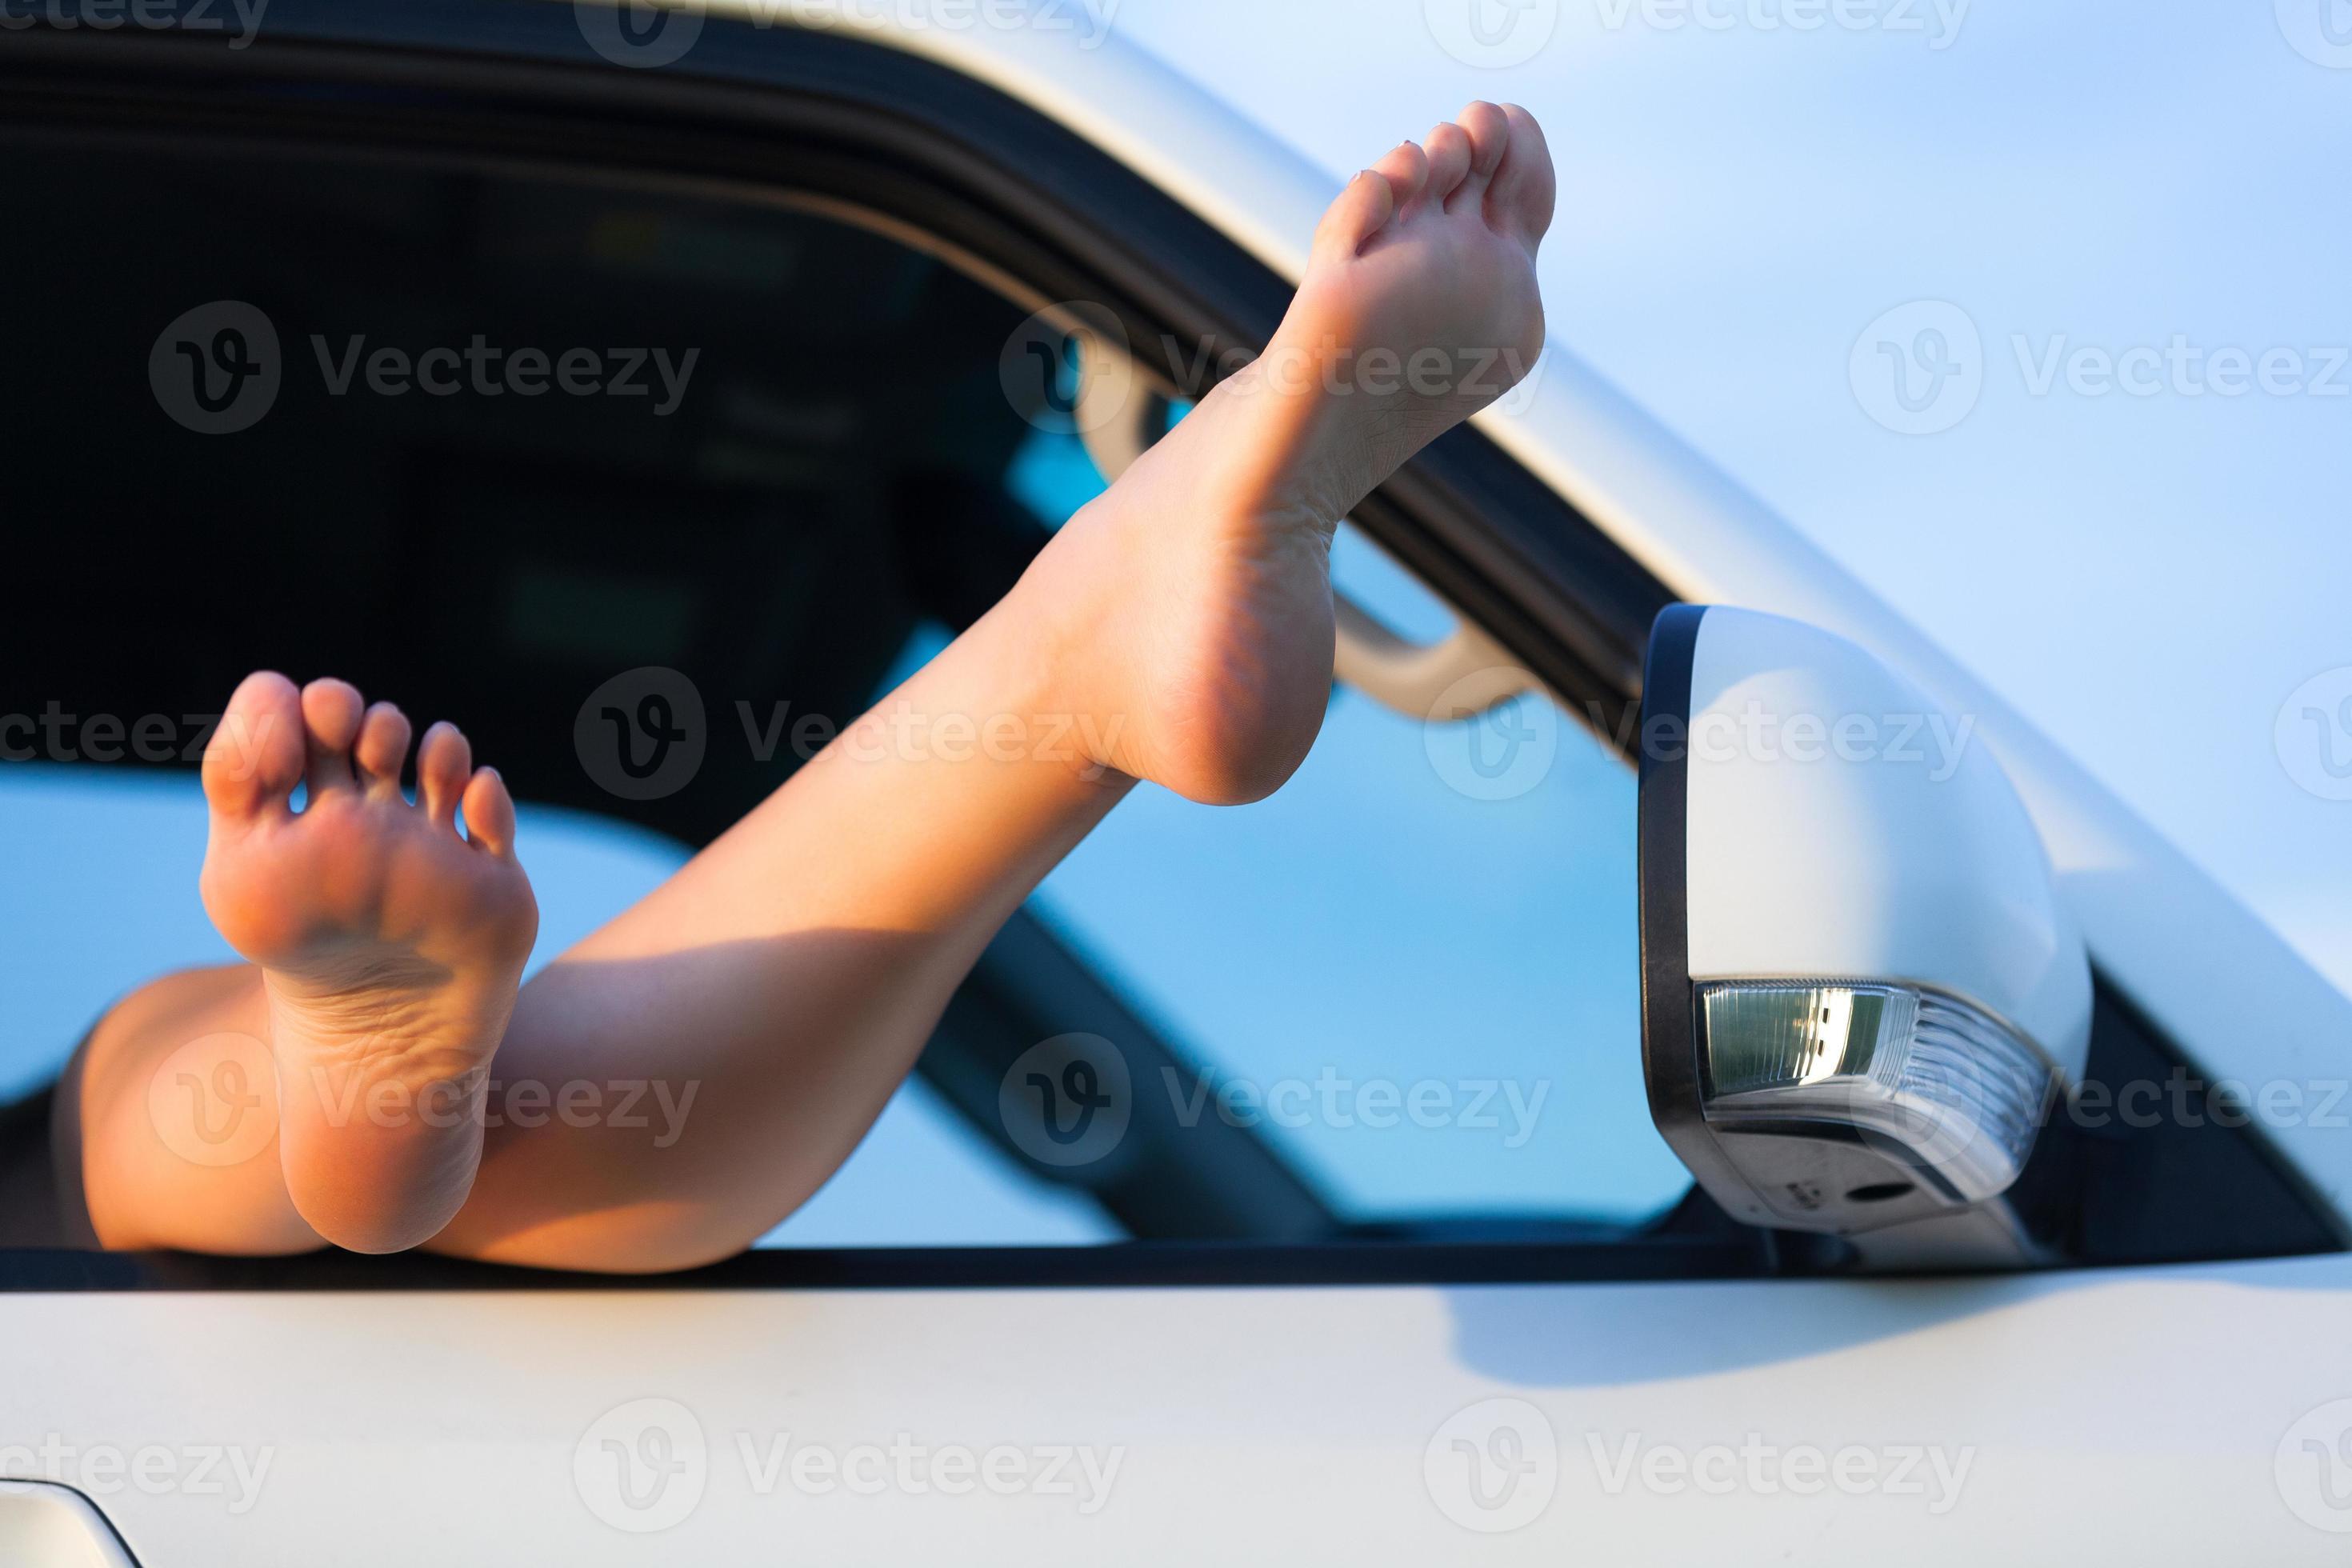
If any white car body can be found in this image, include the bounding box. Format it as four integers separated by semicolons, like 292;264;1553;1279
5;4;2349;1562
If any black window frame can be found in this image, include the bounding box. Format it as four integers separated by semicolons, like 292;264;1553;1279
0;0;2332;1292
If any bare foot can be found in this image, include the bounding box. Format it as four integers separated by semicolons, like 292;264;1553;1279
1022;102;1555;804
200;672;538;1252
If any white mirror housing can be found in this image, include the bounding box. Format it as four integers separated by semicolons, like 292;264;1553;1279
1638;606;2092;1261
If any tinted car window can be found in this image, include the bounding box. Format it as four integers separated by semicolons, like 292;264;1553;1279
5;138;1682;1254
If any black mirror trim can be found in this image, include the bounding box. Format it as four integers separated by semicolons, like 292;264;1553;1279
1635;604;1776;1230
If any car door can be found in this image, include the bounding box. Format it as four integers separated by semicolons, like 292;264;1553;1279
2;4;2349;1564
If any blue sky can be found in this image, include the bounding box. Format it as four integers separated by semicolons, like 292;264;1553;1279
1109;0;2352;993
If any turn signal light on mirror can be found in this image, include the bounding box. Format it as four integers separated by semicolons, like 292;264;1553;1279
1699;982;2061;1222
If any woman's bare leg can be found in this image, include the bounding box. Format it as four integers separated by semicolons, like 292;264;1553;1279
67;102;1555;1271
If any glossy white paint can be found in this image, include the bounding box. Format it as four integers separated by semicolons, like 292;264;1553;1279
726;0;2352;1230
1684;608;2092;1074
7;1260;2350;1562
0;1482;135;1567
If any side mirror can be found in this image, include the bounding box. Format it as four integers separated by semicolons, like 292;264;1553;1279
1638;606;2090;1267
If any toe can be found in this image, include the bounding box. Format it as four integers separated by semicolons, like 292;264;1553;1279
1459;101;1512;178
1450;102;1511;212
1486;104;1557;247
203;670;306;820
1370;139;1431;212
1314;168;1398;262
461;766;519;860
1422;122;1474;208
417;721;474;829
300;678;365;798
354;702;414;799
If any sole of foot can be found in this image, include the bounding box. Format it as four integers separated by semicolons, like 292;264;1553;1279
199;671;538;1252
